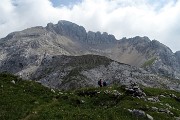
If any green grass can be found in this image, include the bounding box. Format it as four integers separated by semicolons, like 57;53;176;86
66;55;113;69
0;73;55;120
142;57;156;67
1;73;180;120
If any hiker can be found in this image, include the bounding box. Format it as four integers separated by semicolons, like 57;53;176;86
98;79;102;87
103;81;107;87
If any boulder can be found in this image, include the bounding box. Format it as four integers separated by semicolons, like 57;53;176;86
147;97;159;102
125;83;146;97
131;109;146;117
147;114;154;120
11;80;15;84
151;107;158;111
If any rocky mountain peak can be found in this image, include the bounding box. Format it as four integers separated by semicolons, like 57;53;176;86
175;51;180;56
86;31;116;45
120;36;150;43
150;40;172;53
131;36;151;43
46;20;87;42
175;51;180;63
46;20;116;45
0;20;180;86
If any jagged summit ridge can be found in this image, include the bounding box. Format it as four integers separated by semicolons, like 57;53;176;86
46;20;117;44
0;20;180;88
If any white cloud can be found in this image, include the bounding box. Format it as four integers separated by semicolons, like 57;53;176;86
0;0;180;52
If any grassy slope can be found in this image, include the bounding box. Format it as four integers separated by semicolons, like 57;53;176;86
1;73;180;120
142;57;156;68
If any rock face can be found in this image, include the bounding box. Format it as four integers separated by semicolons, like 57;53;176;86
46;20;117;45
45;21;180;80
117;38;180;79
175;51;180;64
0;20;180;90
31;55;180;90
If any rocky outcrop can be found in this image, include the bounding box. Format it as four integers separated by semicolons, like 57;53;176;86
125;83;146;97
86;31;116;45
117;38;180;79
28;54;180;91
146;40;180;78
46;20;116;45
128;109;154;120
175;51;180;64
47;20;87;42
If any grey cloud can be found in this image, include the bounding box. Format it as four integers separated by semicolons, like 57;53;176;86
0;0;179;52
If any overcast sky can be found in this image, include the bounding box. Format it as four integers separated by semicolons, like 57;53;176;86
0;0;179;52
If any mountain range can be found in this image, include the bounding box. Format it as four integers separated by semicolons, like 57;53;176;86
0;20;180;90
